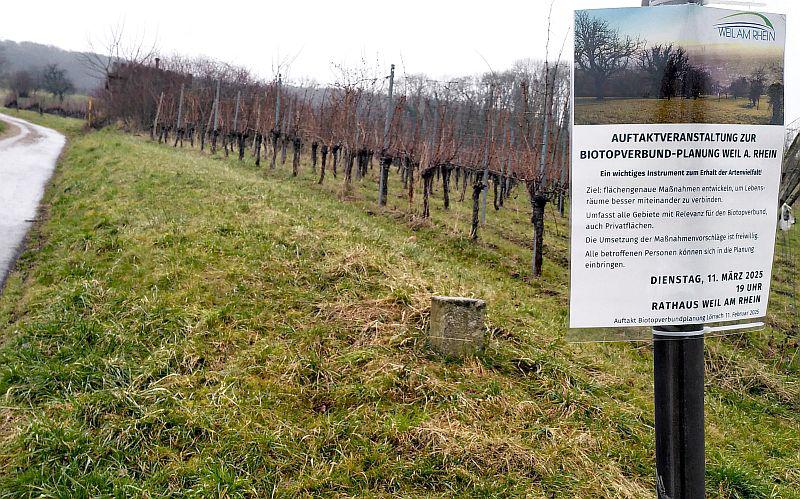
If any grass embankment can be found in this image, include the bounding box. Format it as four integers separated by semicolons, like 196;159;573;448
575;96;774;125
0;109;798;497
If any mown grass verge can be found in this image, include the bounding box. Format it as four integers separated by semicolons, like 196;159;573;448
0;109;798;497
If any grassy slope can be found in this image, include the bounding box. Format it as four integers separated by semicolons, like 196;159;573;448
575;96;773;125
0;109;797;497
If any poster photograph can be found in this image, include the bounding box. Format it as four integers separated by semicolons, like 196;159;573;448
569;5;786;329
574;7;785;126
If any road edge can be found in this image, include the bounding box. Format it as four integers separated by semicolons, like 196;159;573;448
0;113;69;294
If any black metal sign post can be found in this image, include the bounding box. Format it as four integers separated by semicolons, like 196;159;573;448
653;325;705;498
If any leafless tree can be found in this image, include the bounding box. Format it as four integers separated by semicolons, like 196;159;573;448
81;23;158;84
575;11;642;100
9;70;35;98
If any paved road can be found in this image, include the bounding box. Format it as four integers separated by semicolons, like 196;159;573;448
0;113;65;288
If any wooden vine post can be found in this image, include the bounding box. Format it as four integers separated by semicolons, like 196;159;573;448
233;90;241;133
479;85;494;225
252;94;261;154
174;83;184;147
211;79;220;153
378;63;395;207
271;74;282;169
151;92;164;141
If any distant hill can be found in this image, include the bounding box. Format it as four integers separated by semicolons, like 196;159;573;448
0;40;107;93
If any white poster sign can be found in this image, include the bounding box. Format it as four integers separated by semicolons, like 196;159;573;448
570;5;786;328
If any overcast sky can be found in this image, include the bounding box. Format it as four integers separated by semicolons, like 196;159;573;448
1;0;797;125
